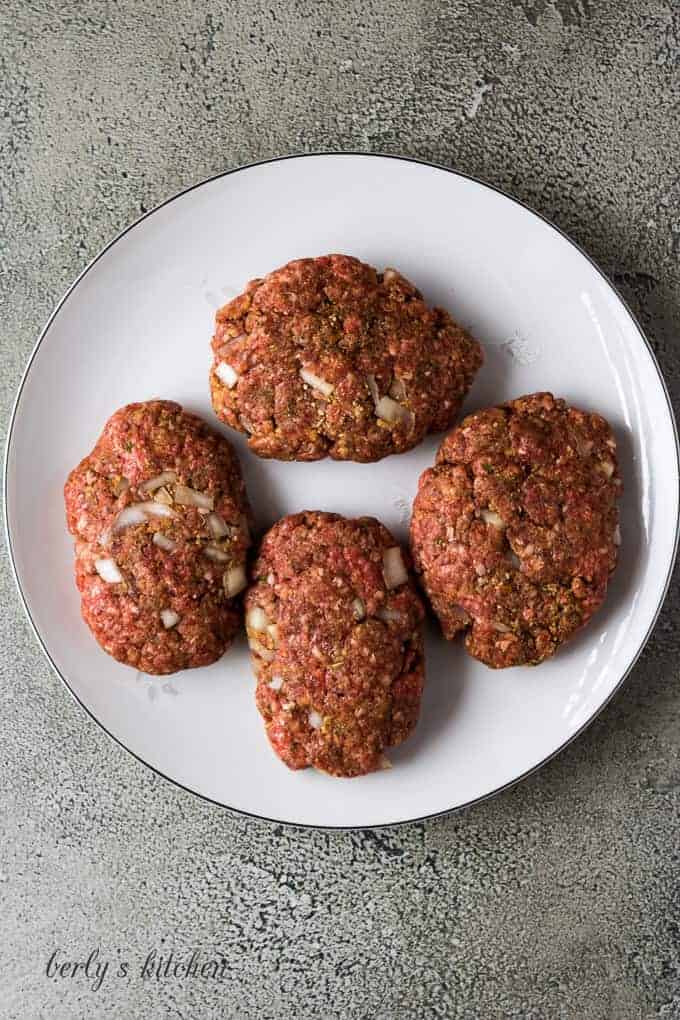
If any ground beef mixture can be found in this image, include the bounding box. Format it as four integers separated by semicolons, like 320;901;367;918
64;401;253;674
210;254;483;462
245;511;425;777
410;393;622;668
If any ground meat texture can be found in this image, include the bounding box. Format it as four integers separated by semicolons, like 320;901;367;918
64;401;253;674
210;254;483;462
245;512;425;777
410;393;622;668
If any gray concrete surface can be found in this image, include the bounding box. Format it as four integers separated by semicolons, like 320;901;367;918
2;1;679;1017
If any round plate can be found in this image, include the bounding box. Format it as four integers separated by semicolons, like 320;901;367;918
5;154;679;828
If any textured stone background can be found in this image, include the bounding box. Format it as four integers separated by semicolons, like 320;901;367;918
2;1;679;1017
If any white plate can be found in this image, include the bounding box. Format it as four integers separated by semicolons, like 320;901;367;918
5;154;679;828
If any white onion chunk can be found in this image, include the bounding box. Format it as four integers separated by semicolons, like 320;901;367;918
375;395;413;427
140;470;177;493
481;509;505;529
135;501;175;519
300;368;334;397
174;484;214;510
383;547;408;589
160;608;180;629
207;513;230;539
247;606;269;632
112;506;148;531
366;373;380;406
249;637;274;662
95;558;123;584
216;361;239;388
203;545;229;563
223;565;247;597
153;532;177;552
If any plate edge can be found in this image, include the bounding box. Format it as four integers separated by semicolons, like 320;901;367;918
4;150;679;831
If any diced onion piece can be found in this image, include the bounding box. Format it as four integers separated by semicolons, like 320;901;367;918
95;557;123;583
246;606;269;632
506;550;521;570
300;368;334;397
614;524;621;546
383;547;408;589
113;502;175;532
207;513;230;539
154;487;173;505
481;509;505;529
216;361;239;388
223;565;247;597
375;395;412;426
492;621;512;633
139;470;177;493
389;376;406;401
308;710;323;730
174;484;214;510
376;606;401;623
112;506;148;531
366;373;380;406
269;675;284;691
203;544;229;563
352;597;366;621
135;501;175;518
153;531;177;552
599;459;615;478
160;608;180;629
382;268;398;283
267;623;279;643
380;756;393;770
249;637;274;662
99;527;112;548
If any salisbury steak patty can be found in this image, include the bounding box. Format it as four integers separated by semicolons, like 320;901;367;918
64;401;252;674
210;254;482;462
245;512;425;777
411;393;622;668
